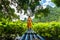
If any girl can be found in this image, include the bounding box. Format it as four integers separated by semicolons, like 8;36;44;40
27;16;32;30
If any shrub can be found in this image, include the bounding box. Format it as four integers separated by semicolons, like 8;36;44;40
0;20;60;40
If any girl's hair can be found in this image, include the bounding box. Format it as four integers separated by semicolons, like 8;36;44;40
29;16;30;17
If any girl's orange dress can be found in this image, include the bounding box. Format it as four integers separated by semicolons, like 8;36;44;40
27;17;32;29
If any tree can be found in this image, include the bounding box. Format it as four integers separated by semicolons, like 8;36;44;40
0;0;58;21
11;0;50;18
0;0;18;20
52;0;60;7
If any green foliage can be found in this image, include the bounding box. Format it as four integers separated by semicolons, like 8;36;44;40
0;0;59;20
35;8;50;19
16;0;39;10
0;0;18;19
0;19;27;40
0;19;60;40
34;7;60;22
32;21;60;40
0;4;3;10
53;0;60;7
